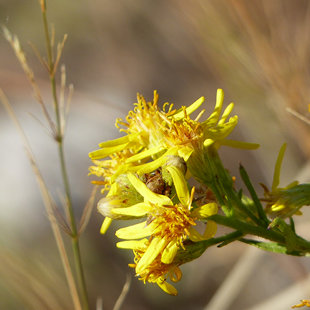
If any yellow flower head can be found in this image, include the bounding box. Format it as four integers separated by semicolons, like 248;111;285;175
89;89;259;185
115;165;218;294
127;238;182;296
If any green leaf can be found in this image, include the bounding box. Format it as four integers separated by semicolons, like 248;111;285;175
241;239;303;256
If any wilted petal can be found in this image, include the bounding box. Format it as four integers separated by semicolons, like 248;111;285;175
169;266;182;283
157;279;178;296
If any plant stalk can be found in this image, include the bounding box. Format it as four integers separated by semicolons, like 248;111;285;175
41;3;90;309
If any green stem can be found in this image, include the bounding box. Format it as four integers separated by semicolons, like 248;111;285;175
41;4;90;310
210;214;284;243
175;231;244;264
210;214;310;254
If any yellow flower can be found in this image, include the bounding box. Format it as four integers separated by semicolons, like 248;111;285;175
114;165;218;294
89;89;259;182
262;143;306;217
118;238;182;295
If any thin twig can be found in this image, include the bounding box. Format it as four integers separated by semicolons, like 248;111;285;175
286;107;310;126
40;4;90;309
78;186;98;236
52;34;67;77
113;274;132;310
0;89;82;310
2;26;56;136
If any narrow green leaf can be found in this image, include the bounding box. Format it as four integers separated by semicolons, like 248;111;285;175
239;164;269;225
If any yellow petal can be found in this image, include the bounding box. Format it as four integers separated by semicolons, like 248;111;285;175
173;96;205;121
115;221;154;239
177;146;193;161
169;266;182;283
166;166;189;205
203;220;217;239
136;153;170;175
112;202;150;217
116;239;148;250
98;135;130;147
188;221;217;242
218;102;234;125
89;143;129;160
191;203;218;219
157;279;178;296
271;203;285;212
207;89;224;125
126;146;165;163
188;227;205;242
100;217;113;234
127;173;172;206
136;237;167;273
161;240;179;264
207;115;238;139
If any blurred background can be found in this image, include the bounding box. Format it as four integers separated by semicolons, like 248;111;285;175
1;0;310;309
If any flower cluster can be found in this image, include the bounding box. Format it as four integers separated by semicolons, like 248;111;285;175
88;89;259;294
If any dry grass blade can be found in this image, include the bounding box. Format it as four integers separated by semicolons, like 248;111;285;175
113;274;132;310
78;186;98;236
52;199;73;236
52;34;68;77
28;112;53;137
59;65;74;136
0;252;65;310
51;24;55;54
286;107;310;126
0;89;82;310
28;41;49;71
2;26;56;136
65;83;74;128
